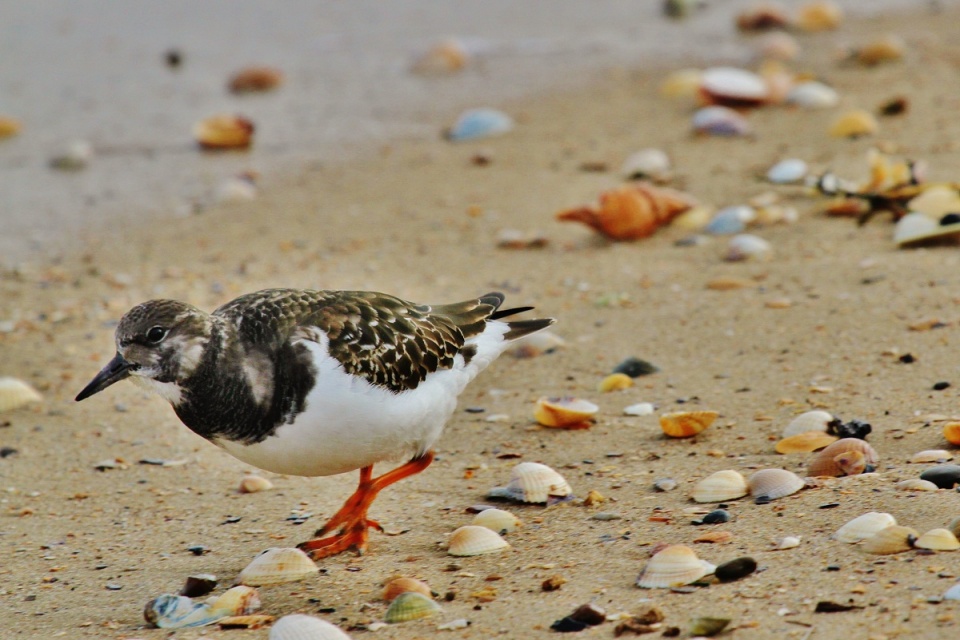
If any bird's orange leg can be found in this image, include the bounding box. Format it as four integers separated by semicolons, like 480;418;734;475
298;451;434;560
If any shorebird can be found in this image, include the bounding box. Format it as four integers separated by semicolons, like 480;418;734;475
76;289;553;558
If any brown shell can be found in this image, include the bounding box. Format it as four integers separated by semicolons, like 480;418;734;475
807;438;878;477
228;67;284;93
383;577;433;602
556;183;697;241
862;525;918;555
660;410;718;438
775;430;838;454
194;114;255;150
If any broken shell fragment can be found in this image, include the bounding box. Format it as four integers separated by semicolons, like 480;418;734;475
786;81;839;109
269;614;353;640
862;525;918;555
444;108;513;142
472;508;522;534
0;377;43;412
411;38;470;74
834;512;897;543
807;438;878;477
692;106;751;137
49;140;93;170
228;67;284;93
775;430;838;454
383;577;433;602
194;114;255;150
748;468;804;501
384;591;442;623
699;67;769;108
737;5;790;32
598;373;633;393
660;410;718;438
447;525;509;557
181;574;218;598
776;536;802;550
556;182;697;241
691;470;749;503
239;474;274;493
724;233;772;262
829;110;878;139
621;148;672;182
914;528;960;551
690;617;731;636
636;544;715;589
783;410;838;438
145;586;261;629
237;548;319;586
795;1;843;32
895;479;939;492
207;586;262;617
852;35;905;66
910;450;953;464
488;462;573;504
943;422;960;446
533;397;598;429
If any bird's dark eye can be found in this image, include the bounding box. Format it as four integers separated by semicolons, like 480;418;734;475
146;326;168;343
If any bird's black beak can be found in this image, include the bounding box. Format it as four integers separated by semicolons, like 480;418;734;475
75;353;137;401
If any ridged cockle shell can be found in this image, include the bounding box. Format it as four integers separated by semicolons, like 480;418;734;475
660;410;718;438
383;577;433;602
807;438;878;477
237;548;318;586
270;614;353;640
834;512;897;543
636;544;715;589
691;470;748;503
862;525;918;555
488;462;573;504
384;591;442;623
447;525;509;557
747;468;804;500
472;508;522;534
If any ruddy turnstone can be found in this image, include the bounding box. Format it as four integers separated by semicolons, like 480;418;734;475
76;289;553;558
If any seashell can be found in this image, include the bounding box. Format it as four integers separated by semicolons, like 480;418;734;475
673;204;713;230
691;470;749;503
624;402;655;416
915;528;960;551
654;478;678;492
508;330;565;358
795;1;843;32
49;140;93;170
783;410;838;438
945;583;960;601
829;110;878;139
724;234;772;262
144;594;219;629
766;159;808;184
228;67;284;93
383;577;433;602
472;508;522;534
704;205;756;235
807;438;878;477
206;586;262;617
834;512;897;543
894;212;960;248
612;356;659;378
691;106;751;137
0;377;43;412
444;108;513;142
690;618;731;636
895;479;939;492
636;544;714;588
714;556;757;582
447;525;509;557
660;410;718;438
786;81;839;109
699;67;769;108
920;464;960;489
384;591;442;623
621;148;672;182
853;35;905;66
270;614;353;640
216;173;258;203
238;474;274;493
194;114;255;150
0;115;22;139
556;183;697;241
775;430;838;454
598;373;633;393
776;536;802;550
756;31;800;61
660;68;703;99
737;4;790;31
910;450;953;464
945;422;960;446
862;525;918;555
568;603;606;626
181;574;218;598
747;468;804;500
237;547;318;586
908;186;960;218
411;38;470;75
533;397;598;429
488;461;573;504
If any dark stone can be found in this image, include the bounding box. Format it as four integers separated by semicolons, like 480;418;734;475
695;509;731;525
180;574;217;598
815;600;863;613
828;419;871;440
714;557;758;583
550;617;588;632
612;357;660;378
933;381;951;391
0;446;17;458
568;603;606;626
920;464;960;489
898;353;915;364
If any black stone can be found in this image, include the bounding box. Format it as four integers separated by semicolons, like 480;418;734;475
898;353;915;364
568;603;606;626
180;574;217;598
0;446;17;458
920;464;960;489
550;617;588;632
815;600;863;613
695;509;732;525
933;381;951;391
828;419;871;440
715;557;757;583
612;357;660;378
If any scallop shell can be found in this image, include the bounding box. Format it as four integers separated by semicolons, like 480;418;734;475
383;577;433;602
0;377;43;413
829;110;878;139
747;469;804;500
621;148;672;181
270;614;353;640
807;438;878;477
766;159;808;184
472;508;522;534
237;548;318;586
692;106;751;137
411;38;469;75
775;430;838;454
782;410;837;438
636;544;715;589
691;470;749;503
724;234;772;262
556;183;697;241
194;114;255;150
786;81;839;109
660;68;703;99
238;475;274;493
795;1;843;32
862;525;918;555
910;450;953;464
384;591;442;623
914;528;960;551
895;479;939;492
834;512;897;543
488;462;573;504
598;373;633;393
447;525;509;557
699;67;769;108
945;422;960;446
533;397;598;429
444;108;513;142
660;410;718;438
228;67;284;93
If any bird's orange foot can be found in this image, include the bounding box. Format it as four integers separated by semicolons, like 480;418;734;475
297;518;382;560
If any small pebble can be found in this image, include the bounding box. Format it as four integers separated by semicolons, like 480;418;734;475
653;478;678;492
695;509;731;525
933;381;951;391
612;357;659;377
714;557;757;582
591;512;622;521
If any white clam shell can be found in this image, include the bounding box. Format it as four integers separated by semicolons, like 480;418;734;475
447;525;510;556
700;67;768;103
636;544;714;589
914;528;960;551
776;536;802;550
909;450;953;464
786;81;839;109
691;470;749;503
766;159;808;184
747;468;804;500
624;402;655;416
238;474;274;493
270;614;353;640
782;410;836;438
692;106;751;136
862;525;919;555
488;461;573;503
0;377;43;413
237;548;318;586
472;508;522;534
907;185;960;218
621;148;672;181
895;479;939;492
834;512;897;543
894;212;960;247
724;234;772;262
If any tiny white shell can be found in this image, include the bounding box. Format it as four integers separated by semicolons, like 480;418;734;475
270;614;353;640
691;470;749;503
624;402;656;416
0;377;43;413
747;468;804;500
766;159;808;184
704;205;756;235
786;81;839;109
447;525;509;556
621;148;672;181
237;548;318;586
472;508;522;534
488;461;573;504
445;108;513;142
834;512;897;543
692;106;751;137
636;544;714;589
776;536;802;550
700;67;769;105
782;410;836;438
724;234;772;262
238;474;274;493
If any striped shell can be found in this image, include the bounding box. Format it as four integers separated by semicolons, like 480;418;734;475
807;439;878;477
488;462;573;504
862;525;918;555
636;544;715;589
0;377;43;413
691;470;748;503
534;397;598;428
747;469;804;500
447;525;509;557
775;430;838;454
895;479;939;492
660;410;718;438
237;548;318;586
914;528;960;551
472;508;522;534
270;614;353;640
384;592;442;623
383;577;433;602
782;410;836;438
834;512;897;543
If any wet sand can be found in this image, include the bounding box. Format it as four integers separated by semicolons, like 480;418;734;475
3;6;960;640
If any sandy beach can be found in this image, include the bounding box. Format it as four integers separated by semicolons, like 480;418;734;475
4;4;960;639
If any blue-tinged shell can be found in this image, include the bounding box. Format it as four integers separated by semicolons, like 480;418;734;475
692;106;750;137
766;159;808;184
445;108;513;142
144;594;223;629
704;206;755;235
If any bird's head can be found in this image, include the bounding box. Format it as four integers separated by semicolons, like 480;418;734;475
76;299;212;405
